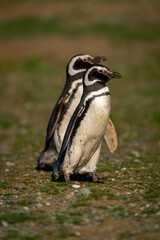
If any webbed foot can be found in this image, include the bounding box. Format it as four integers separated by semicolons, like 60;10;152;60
88;171;106;182
64;173;81;184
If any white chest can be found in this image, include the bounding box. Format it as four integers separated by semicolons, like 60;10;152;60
80;94;110;140
62;93;111;174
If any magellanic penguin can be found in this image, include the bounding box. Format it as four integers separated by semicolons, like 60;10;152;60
52;65;121;183
37;55;118;171
37;54;107;171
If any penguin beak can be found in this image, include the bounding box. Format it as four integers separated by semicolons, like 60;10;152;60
104;70;121;79
91;56;107;64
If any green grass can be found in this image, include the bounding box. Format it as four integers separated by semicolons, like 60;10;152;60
16;199;33;206
56;229;77;239
0;58;65;76
0;212;39;224
55;214;69;225
0;181;10;189
0;17;159;42
55;211;84;226
40;185;60;195
119;231;135;239
0;116;17;129
3;230;37;240
143;185;160;201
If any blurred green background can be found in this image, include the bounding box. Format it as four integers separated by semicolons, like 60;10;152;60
0;0;160;239
0;0;159;163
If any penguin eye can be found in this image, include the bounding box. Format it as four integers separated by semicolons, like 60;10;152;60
83;58;87;62
98;69;103;73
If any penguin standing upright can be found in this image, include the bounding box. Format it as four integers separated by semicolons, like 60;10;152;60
52;65;121;183
37;54;109;171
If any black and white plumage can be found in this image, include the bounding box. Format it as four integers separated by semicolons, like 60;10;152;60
52;65;121;183
37;54;106;171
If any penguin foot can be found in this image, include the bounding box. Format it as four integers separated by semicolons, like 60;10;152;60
52;171;60;182
64;173;80;184
88;172;106;183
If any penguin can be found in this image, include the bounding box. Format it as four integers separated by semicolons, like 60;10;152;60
52;65;121;183
37;55;118;171
37;54;107;171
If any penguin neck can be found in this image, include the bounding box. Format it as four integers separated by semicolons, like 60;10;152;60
80;82;110;106
62;71;84;96
84;81;109;95
67;70;86;82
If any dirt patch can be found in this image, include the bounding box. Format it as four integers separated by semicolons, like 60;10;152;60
0;36;159;65
0;1;159;24
81;217;160;240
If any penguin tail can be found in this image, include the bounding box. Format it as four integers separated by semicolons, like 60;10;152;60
36;150;55;171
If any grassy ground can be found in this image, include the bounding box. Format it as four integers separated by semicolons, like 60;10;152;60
0;0;160;239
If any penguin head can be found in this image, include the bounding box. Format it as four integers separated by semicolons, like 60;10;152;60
84;65;121;87
67;54;107;77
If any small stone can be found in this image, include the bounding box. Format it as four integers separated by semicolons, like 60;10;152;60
134;213;139;216
37;192;41;196
23;207;29;211
73;190;79;193
24;173;29;177
5;169;10;172
134;159;141;163
65;192;75;199
36;203;43;208
2;221;9;227
46;202;51;206
156;211;160;216
75;232;81;236
126;192;131;195
131;150;140;158
37;196;43;201
154;224;159;230
77;187;91;196
122;167;126;171
72;184;80;189
111;178;115;181
6;162;15;167
140;206;144;210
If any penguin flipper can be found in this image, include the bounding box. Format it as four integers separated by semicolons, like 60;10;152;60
45;94;69;149
52;104;84;181
104;118;118;153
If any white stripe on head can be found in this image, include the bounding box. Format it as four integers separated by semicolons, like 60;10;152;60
68;54;93;76
84;66;108;86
